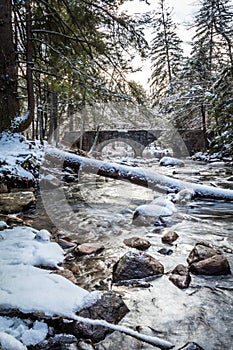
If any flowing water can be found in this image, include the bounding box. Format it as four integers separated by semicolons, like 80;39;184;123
35;155;233;350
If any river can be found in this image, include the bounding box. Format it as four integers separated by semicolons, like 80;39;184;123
36;153;233;350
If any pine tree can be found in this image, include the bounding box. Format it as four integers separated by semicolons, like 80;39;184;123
150;0;183;105
172;0;233;152
10;0;149;137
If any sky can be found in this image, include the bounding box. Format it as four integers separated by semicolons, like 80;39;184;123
119;0;197;88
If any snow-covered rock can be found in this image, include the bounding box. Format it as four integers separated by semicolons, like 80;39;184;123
152;197;177;213
159;156;185;167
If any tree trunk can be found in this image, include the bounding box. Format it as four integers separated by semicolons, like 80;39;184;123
0;0;19;132
25;0;35;138
45;147;233;201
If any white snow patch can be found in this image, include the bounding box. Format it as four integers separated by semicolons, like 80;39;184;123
0;132;43;180
0;331;27;350
0;226;64;268
0;264;92;317
0;225;100;348
0;317;48;347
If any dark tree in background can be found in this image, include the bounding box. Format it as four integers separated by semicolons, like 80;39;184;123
0;0;19;132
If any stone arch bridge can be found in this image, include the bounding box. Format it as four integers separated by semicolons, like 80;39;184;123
63;129;206;157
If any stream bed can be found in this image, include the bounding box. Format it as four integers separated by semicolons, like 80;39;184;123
34;156;233;349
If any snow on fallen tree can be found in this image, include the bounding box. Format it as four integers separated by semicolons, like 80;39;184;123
44;147;233;201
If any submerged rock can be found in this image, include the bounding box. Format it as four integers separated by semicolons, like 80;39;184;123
112;251;164;283
0;191;36;214
178;342;205;350
31;334;79;350
62;292;129;343
169;264;191;289
158;247;173;255
123;237;151;250
189;254;231;276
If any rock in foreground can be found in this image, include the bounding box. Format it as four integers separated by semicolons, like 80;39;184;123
187;243;220;265
187;243;231;276
189;254;231;276
169;264;191;289
62;292;129;343
112;251;164;283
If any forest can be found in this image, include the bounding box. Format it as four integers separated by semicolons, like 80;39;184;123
0;0;232;156
0;1;233;350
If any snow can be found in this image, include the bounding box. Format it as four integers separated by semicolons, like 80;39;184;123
159;156;185;167
0;225;100;348
0;264;92;316
152;196;177;212
0;318;47;347
0;332;27;350
134;203;174;218
0;226;64;268
0;132;43;180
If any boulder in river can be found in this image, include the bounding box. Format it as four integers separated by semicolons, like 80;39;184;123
169;264;191;289
189;254;231;276
132;203;174;227
187;242;220;265
0;191;36;214
187;243;231;276
112;251;164;283
161;230;179;244
61;292;129;343
123;236;151;250
159;156;185;167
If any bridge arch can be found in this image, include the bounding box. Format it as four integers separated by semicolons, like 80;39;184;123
93;138;148;157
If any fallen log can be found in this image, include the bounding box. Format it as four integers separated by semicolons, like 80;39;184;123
44;147;233;201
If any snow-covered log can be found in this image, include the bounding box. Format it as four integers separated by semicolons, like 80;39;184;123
45;148;233;201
